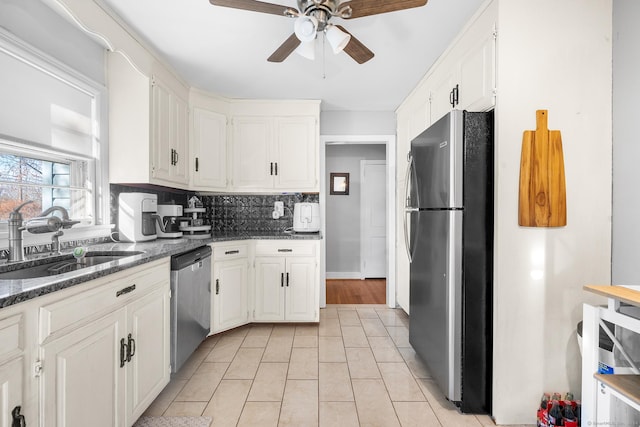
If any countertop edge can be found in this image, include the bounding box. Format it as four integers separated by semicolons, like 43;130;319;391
0;233;322;308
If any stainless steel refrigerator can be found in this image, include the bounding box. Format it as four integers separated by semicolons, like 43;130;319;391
405;110;493;413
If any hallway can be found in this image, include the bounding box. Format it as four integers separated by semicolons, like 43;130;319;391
325;279;386;304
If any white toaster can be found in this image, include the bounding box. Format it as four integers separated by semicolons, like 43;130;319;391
293;202;320;233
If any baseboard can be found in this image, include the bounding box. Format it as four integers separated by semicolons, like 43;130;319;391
326;272;362;279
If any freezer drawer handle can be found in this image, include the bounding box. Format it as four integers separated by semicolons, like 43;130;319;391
127;333;136;362
120;338;128;368
278;249;293;253
11;406;25;427
116;284;136;297
225;250;240;255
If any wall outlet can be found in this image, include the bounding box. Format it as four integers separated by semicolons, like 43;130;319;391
274;201;284;218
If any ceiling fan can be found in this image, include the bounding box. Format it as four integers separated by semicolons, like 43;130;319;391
209;0;428;64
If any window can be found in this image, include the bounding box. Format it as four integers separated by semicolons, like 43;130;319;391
0;141;94;223
0;29;107;227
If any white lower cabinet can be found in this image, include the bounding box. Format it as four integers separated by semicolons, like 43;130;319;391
211;243;249;333
0;357;24;427
38;259;170;427
253;241;319;322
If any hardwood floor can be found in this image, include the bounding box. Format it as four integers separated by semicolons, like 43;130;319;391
326;278;386;304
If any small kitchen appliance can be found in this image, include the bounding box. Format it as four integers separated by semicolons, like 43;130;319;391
293;202;320;233
118;192;158;242
156;204;183;238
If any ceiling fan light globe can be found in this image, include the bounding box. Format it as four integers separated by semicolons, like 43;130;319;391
295;40;316;60
325;24;351;54
294;15;318;42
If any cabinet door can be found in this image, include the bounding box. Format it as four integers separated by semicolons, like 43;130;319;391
231;117;272;190
193;108;227;189
0;357;23;427
41;309;127;427
126;287;170;425
212;258;249;333
172;94;190;185
430;71;456;124
274;117;318;191
151;80;174;183
457;32;496;112
254;257;286;321
285;257;318;321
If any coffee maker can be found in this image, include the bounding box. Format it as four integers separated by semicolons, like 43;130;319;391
156;204;183;238
118;192;158;242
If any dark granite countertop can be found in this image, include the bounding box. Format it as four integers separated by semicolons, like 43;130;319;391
0;231;321;309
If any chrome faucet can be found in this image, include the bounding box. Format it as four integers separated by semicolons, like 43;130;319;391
7;203;79;261
25;206;79;255
7;200;33;262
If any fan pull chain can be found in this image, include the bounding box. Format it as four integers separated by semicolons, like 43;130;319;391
322;32;326;79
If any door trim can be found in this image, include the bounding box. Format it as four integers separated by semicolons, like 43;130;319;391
319;134;397;308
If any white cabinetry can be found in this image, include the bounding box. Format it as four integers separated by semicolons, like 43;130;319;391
231;115;318;192
211;242;249;333
39;259;170;427
108;51;190;188
192;107;228;190
253;241;319;322
0;312;26;427
151;75;189;186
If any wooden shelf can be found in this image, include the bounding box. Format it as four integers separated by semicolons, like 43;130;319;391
584;285;640;307
595;374;640;408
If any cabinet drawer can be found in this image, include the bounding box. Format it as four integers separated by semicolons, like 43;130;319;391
254;241;317;257
39;259;169;343
0;314;23;360
213;243;248;261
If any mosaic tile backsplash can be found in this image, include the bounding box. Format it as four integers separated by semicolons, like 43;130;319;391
110;184;318;234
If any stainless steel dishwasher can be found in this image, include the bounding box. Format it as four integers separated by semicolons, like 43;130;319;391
170;245;212;373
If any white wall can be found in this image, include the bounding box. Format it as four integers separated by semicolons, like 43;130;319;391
492;0;612;423
320;111;396;135
325;144;386;276
612;0;640;285
0;0;105;85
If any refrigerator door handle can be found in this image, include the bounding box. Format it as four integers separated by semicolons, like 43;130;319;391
404;154;417;263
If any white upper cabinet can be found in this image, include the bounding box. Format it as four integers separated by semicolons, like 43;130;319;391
151;75;190;186
229;100;320;193
191;107;228;190
108;52;190;188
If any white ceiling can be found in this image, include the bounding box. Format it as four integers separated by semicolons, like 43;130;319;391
97;0;486;111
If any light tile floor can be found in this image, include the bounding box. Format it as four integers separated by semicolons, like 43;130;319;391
143;305;505;426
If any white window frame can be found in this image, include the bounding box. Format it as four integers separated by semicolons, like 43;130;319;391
0;29;110;229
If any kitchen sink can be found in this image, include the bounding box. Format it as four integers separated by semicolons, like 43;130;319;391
0;251;144;280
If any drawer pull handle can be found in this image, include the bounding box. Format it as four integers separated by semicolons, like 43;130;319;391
225;250;240;255
278;249;293;253
120;338;128;368
127;333;136;362
12;406;25;427
116;284;136;297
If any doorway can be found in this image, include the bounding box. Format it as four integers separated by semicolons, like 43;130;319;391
319;135;396;308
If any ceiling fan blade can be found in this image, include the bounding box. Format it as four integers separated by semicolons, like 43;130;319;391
341;0;428;19
209;0;295;17
267;33;301;62
336;26;374;64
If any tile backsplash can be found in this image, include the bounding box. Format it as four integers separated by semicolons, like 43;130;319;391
110;184;318;234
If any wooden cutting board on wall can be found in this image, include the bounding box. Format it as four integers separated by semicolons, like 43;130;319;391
518;110;567;227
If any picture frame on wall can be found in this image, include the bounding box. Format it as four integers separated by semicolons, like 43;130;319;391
330;173;349;195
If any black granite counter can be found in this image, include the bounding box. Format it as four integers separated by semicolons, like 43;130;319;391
0;232;321;309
